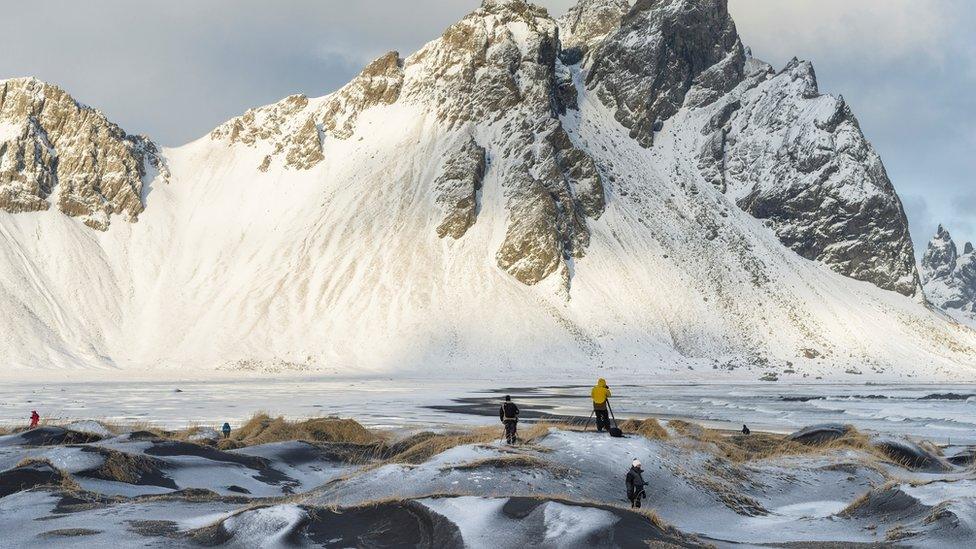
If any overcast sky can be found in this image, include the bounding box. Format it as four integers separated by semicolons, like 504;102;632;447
1;0;973;255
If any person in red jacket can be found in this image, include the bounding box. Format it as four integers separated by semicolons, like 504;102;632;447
29;410;40;429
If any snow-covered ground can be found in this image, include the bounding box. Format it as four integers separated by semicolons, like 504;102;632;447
3;380;976;444
0;418;972;547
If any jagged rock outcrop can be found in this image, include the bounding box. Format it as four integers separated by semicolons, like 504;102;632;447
697;56;920;297
584;0;744;147
0;77;163;230
558;0;629;57
434;137;487;239
211;51;404;171
922;226;976;325
405;0;605;286
922;226;959;281
318;51;404;140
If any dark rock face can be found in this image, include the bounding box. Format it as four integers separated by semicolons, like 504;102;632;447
0;78;164;230
921;225;976;322
559;0;920;297
585;0;744;147
922;226;958;280
699;58;921;297
434;137;487;239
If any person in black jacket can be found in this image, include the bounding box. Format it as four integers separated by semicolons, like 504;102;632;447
499;395;520;444
626;459;648;508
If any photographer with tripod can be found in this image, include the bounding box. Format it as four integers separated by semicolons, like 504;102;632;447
590;378;612;432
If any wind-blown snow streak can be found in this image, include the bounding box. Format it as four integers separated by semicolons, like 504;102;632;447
0;0;974;380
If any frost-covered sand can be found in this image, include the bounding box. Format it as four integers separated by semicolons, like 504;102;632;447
1;409;973;547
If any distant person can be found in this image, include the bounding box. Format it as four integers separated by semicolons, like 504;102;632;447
741;424;751;435
626;459;648;508
499;395;520;444
29;410;40;430
222;422;232;439
591;379;612;432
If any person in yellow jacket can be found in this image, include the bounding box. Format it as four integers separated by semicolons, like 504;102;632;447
591;378;612;432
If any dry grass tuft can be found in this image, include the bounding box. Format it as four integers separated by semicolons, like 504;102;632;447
387;427;499;464
519;422;557;443
15;456;54;468
666;419;699;436
628;419;669;440
228;413;378;447
838;481;898;517
13;457;82;492
216;438;245;451
885;524;913;542
631;507;696;542
87;448;161;484
663;420;890;464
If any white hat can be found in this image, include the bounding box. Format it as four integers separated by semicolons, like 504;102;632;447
632;459;642;468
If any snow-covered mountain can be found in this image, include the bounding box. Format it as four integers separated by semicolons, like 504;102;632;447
1;0;975;380
921;225;976;328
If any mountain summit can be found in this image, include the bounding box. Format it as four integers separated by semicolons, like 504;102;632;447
0;0;973;379
922;225;976;327
0;77;165;230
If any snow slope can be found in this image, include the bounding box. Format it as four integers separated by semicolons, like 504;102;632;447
1;0;975;380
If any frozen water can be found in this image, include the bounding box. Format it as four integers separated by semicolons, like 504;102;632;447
3;379;976;444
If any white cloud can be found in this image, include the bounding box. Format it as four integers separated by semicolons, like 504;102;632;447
728;0;960;67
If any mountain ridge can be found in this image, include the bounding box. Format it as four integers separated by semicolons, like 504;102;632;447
0;0;974;380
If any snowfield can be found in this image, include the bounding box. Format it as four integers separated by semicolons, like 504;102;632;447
1;79;975;381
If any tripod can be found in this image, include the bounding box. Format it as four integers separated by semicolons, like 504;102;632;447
607;399;620;431
583;410;595;431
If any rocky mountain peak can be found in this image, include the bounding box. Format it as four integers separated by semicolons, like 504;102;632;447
922;225;976;325
482;0;526;8
558;0;629;55
212;50;403;172
922;225;958;283
697;48;921;297
402;0;605;286
585;0;743;147
0;77;164;230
